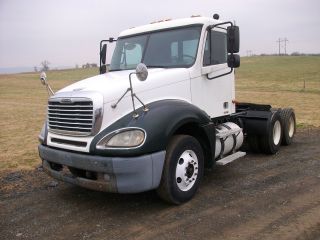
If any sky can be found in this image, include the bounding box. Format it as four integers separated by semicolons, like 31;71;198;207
0;0;320;70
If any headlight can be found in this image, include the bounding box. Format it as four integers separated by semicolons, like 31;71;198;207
96;128;146;149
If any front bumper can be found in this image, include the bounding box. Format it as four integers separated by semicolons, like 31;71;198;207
38;145;165;193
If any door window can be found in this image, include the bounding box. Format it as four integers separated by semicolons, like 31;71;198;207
203;30;227;66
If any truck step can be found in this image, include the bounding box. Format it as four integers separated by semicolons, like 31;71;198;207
216;151;246;166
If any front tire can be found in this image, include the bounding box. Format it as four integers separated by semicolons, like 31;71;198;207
157;135;204;204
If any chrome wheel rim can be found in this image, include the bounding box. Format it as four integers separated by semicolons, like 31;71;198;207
175;150;198;191
288;116;295;137
273;120;281;145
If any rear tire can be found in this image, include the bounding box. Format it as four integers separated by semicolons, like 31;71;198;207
157;135;204;204
279;108;296;146
259;111;282;154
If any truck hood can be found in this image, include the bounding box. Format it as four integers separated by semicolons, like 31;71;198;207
56;68;190;103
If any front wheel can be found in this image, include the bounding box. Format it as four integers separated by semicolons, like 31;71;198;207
157;135;204;204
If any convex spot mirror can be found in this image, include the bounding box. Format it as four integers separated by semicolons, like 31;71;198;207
40;71;47;85
227;54;240;68
136;63;148;81
227;26;240;53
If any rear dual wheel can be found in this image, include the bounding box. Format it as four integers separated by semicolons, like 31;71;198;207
259;111;282;154
157;135;204;204
280;108;296;146
248;109;296;154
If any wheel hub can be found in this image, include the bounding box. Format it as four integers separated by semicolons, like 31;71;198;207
186;163;194;178
273;120;281;145
175;150;199;191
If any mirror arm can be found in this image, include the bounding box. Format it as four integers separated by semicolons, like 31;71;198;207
206;21;238;80
99;38;117;74
208;21;233;31
46;84;54;96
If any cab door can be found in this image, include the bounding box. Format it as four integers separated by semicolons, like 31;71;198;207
191;29;235;118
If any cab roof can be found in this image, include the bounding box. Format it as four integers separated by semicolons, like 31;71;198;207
118;17;219;37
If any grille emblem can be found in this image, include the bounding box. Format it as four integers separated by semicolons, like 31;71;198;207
60;98;72;103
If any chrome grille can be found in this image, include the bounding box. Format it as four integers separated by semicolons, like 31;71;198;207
48;99;94;136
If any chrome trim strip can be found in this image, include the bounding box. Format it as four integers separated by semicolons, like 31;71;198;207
49;120;93;126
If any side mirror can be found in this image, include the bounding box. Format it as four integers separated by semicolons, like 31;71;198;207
100;65;107;74
135;63;148;81
227;26;240;53
40;72;47;85
100;44;107;64
100;44;107;74
227;54;240;68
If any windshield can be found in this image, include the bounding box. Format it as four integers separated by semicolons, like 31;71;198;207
110;25;202;71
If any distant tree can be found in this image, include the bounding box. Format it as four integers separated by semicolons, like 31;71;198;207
41;60;50;71
75;64;79;69
34;66;38;72
291;52;299;56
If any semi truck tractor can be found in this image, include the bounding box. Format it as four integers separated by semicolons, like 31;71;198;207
38;15;296;204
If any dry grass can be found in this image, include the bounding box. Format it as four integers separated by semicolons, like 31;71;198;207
0;56;319;170
236;56;320;127
0;68;97;170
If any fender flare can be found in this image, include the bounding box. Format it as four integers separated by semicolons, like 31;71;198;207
90;100;213;157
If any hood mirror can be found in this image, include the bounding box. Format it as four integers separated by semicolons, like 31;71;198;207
111;63;149;117
135;63;148;81
39;71;54;96
40;72;47;85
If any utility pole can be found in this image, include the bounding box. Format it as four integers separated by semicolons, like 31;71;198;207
276;38;289;56
283;38;289;55
277;38;281;56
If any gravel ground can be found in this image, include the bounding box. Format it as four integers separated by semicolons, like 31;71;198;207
1;128;320;240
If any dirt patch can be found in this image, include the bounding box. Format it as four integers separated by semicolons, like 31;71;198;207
1;128;320;240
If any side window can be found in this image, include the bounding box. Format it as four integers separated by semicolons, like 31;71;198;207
203;30;227;66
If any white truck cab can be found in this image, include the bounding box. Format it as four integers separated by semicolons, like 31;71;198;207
38;15;296;204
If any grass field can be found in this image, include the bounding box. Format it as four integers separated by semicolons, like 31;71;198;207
0;56;319;171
